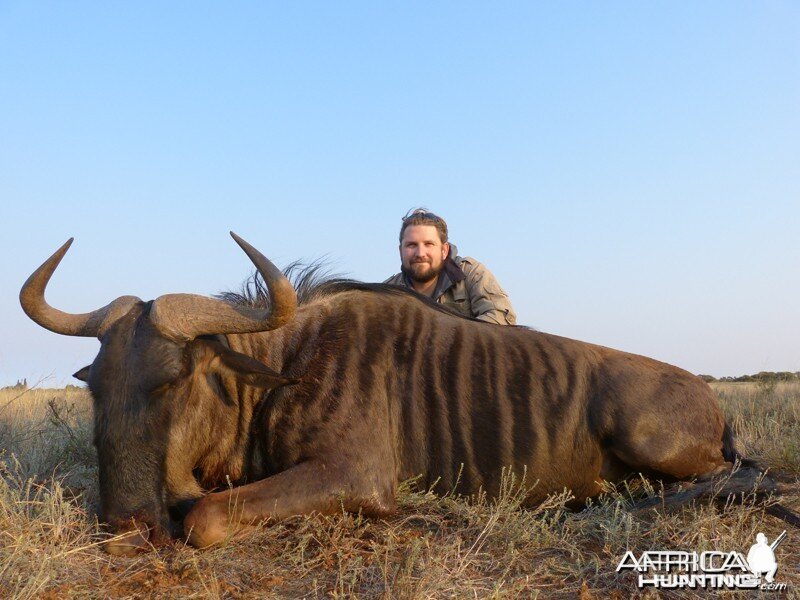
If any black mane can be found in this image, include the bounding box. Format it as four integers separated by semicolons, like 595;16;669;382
217;260;345;308
217;261;476;320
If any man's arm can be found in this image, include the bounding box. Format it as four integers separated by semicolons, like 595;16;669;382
460;258;517;325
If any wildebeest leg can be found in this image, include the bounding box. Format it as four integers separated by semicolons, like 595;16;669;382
183;460;396;548
611;426;727;480
621;407;728;476
594;360;728;480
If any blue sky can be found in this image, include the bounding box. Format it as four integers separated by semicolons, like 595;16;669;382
1;2;798;386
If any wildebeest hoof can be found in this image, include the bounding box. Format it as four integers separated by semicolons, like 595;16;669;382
184;498;231;548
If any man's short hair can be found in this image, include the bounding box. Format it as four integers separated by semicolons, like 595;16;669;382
399;208;449;244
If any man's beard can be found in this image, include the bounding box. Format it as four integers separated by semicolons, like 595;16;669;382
402;260;443;284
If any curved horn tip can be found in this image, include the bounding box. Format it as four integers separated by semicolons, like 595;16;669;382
43;238;76;264
229;231;248;247
22;238;76;286
40;238;77;271
57;237;75;254
229;232;260;256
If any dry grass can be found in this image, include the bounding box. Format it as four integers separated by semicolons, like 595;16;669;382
711;381;800;477
1;383;798;599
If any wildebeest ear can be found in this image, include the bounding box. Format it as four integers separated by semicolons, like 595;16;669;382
216;347;299;389
73;365;91;382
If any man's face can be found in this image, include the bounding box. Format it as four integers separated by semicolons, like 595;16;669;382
400;225;450;284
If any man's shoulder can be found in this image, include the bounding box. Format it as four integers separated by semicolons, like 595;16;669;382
453;255;489;275
383;272;406;286
455;255;508;296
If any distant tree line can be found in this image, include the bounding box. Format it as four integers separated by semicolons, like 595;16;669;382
1;378;28;391
698;371;800;383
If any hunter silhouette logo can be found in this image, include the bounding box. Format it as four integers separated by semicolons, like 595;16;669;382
616;530;788;591
746;531;785;583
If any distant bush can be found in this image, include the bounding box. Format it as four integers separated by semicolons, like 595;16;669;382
1;379;28;392
718;371;800;383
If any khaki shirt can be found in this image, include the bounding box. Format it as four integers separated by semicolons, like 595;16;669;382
384;253;517;325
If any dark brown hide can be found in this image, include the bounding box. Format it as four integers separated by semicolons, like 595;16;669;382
203;288;725;504
21;236;738;552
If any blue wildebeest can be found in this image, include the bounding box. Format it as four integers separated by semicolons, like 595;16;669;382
20;233;777;555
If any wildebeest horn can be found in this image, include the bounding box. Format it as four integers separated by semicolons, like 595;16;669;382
148;232;297;341
20;238;142;338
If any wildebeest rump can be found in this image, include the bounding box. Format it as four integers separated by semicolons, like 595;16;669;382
21;233;740;555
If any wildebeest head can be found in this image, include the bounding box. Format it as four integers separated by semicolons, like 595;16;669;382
20;233;298;555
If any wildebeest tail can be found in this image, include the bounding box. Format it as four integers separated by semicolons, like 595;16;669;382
722;421;761;470
722;421;738;463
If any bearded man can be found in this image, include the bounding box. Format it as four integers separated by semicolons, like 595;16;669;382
384;208;517;325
